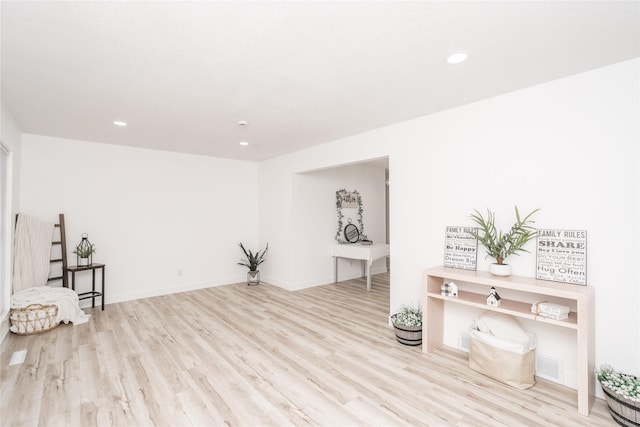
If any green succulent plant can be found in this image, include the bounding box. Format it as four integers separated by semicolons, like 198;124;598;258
72;244;95;258
237;242;268;272
468;206;540;265
391;305;422;327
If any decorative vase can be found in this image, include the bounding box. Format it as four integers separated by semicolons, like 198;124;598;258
489;263;511;277
247;270;260;286
392;323;422;346
600;382;640;426
78;257;90;267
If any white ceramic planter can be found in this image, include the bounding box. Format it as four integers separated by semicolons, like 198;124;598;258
489;263;511;276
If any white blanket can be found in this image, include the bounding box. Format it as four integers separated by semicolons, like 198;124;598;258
12;214;55;293
473;312;536;354
10;286;90;330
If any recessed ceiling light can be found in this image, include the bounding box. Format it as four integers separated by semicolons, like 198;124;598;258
239;141;249;146
113;121;127;126
237;120;249;127
446;52;469;64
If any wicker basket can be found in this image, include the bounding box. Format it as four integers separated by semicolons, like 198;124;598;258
601;382;640;427
9;304;60;335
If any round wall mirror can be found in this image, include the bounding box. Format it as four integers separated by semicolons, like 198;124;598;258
344;223;360;243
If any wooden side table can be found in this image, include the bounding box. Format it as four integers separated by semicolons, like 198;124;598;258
65;263;105;310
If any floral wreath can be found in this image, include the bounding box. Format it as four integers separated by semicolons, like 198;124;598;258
336;189;367;243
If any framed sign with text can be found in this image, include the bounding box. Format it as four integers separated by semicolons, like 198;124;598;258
536;229;587;285
444;226;478;270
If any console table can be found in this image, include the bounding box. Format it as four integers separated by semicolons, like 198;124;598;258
65;263;105;310
423;266;594;416
330;243;389;291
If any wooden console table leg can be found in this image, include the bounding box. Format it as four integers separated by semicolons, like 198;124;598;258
577;289;595;416
424;274;444;353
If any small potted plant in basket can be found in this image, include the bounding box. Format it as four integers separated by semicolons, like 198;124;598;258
468;206;540;277
390;305;422;346
596;364;640;426
238;242;268;286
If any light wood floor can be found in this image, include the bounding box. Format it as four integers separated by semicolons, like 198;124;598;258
1;273;614;426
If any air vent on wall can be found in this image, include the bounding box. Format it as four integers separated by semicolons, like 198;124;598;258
459;332;470;352
536;353;562;382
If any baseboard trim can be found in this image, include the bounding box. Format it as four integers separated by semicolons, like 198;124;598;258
0;309;10;343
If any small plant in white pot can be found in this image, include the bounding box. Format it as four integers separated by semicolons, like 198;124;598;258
468;206;540;276
238;242;268;286
390;305;422;346
72;233;96;267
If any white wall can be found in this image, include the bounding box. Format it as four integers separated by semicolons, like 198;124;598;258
1;103;22;228
19;134;259;304
0;103;22;341
258;58;640;389
287;162;387;290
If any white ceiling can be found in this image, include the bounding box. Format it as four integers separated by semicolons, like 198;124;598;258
2;1;638;162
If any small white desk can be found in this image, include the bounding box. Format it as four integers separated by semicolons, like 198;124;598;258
330;243;390;291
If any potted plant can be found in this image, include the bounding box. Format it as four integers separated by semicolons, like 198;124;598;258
238;242;268;286
596;364;640;425
468;206;540;276
390;305;422;346
72;233;95;267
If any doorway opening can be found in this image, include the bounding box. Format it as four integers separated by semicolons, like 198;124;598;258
292;156;390;310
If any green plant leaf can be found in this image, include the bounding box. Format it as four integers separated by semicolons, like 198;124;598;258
238;242;268;271
468;206;540;264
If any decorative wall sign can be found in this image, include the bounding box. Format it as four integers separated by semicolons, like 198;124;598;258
444;226;478;270
337;190;359;208
536;229;587;285
336;189;367;243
